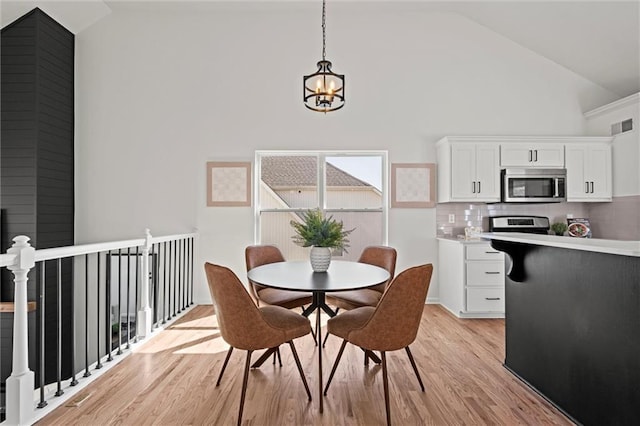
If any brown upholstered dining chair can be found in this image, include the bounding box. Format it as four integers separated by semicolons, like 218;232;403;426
323;264;433;426
323;245;397;348
246;245;316;352
204;262;312;426
325;245;397;311
245;245;313;310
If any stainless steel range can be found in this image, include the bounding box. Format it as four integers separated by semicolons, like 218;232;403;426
488;215;550;234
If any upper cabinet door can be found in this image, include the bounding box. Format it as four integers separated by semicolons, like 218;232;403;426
449;143;500;202
566;145;587;198
586;145;612;200
501;144;564;168
566;144;612;202
475;144;501;201
450;143;477;200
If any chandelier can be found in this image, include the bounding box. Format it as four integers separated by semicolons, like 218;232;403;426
303;0;345;113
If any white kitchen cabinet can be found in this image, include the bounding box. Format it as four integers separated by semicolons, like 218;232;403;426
566;144;612;201
501;144;564;168
437;138;500;202
438;239;505;318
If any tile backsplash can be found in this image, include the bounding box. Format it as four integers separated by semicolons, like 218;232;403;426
586;195;640;240
437;202;589;238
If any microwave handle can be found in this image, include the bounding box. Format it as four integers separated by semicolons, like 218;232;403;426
555;178;560;197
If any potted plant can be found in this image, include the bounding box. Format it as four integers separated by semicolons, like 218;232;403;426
290;208;354;272
551;222;568;236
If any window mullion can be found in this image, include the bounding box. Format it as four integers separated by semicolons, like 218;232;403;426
318;153;326;212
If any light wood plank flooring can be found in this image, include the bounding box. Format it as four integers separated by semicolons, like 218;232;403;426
38;304;572;425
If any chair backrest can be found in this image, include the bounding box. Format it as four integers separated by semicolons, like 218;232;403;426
245;245;286;295
348;264;433;352
204;262;287;350
358;246;397;293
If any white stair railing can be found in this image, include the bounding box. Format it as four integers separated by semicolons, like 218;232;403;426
4;236;36;425
1;230;197;425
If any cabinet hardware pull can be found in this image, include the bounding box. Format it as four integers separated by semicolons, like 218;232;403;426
534;150;538;162
477;181;481;193
485;297;501;301
585;182;589;193
485;271;501;274
484;251;499;254
590;181;594;193
528;150;532;162
472;181;476;193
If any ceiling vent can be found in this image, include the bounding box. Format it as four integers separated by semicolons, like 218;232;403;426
611;118;633;135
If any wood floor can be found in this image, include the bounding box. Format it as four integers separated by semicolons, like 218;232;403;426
38;304;573;425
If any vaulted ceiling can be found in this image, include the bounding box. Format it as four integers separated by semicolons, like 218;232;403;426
2;1;638;99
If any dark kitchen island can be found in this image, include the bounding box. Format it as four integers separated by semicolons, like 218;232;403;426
482;233;640;426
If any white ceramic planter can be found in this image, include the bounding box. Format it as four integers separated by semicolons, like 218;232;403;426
310;246;332;272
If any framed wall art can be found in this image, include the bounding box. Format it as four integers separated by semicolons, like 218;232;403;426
206;161;252;207
391;163;436;208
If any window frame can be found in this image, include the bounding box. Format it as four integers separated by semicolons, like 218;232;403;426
253;150;389;246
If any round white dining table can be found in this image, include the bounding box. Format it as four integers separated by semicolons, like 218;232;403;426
247;260;390;413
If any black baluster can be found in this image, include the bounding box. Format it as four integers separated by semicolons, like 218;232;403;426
173;240;177;318
178;239;182;312
96;253;103;369
135;246;140;339
190;237;194;305
84;254;91;378
126;247;131;349
70;256;78;386
182;239;186;310
37;262;47;408
151;244;158;329
106;252;113;362
55;258;63;396
163;241;168;324
117;249;122;355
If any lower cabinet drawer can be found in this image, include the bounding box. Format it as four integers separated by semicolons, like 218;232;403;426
466;288;505;312
466;262;505;286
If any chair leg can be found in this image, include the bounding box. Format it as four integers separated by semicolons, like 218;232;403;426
288;341;312;401
321;308;338;348
300;307;317;341
404;346;425;392
237;350;253;426
381;351;391;426
323;339;347;395
276;347;282;366
216;346;234;386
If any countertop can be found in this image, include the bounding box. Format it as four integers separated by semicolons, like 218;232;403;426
481;232;640;257
437;236;491;245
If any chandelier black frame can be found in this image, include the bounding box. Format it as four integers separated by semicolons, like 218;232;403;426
303;0;345;113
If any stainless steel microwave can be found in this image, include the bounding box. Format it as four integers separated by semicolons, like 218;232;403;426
501;168;566;203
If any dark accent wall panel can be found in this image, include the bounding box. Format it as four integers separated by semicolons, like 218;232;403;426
1;7;74;398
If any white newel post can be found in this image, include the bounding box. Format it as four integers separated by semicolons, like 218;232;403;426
137;229;153;338
6;236;36;425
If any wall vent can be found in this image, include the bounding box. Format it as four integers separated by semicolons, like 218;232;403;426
611;118;633;135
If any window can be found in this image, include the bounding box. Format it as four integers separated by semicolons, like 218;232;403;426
255;151;388;261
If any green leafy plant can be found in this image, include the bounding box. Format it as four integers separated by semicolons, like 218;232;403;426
290;208;354;252
551;222;568;236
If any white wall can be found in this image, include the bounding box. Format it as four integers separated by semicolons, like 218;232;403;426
584;94;640;197
74;2;617;304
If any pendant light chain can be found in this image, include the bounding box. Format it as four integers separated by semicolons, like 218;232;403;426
321;0;327;61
